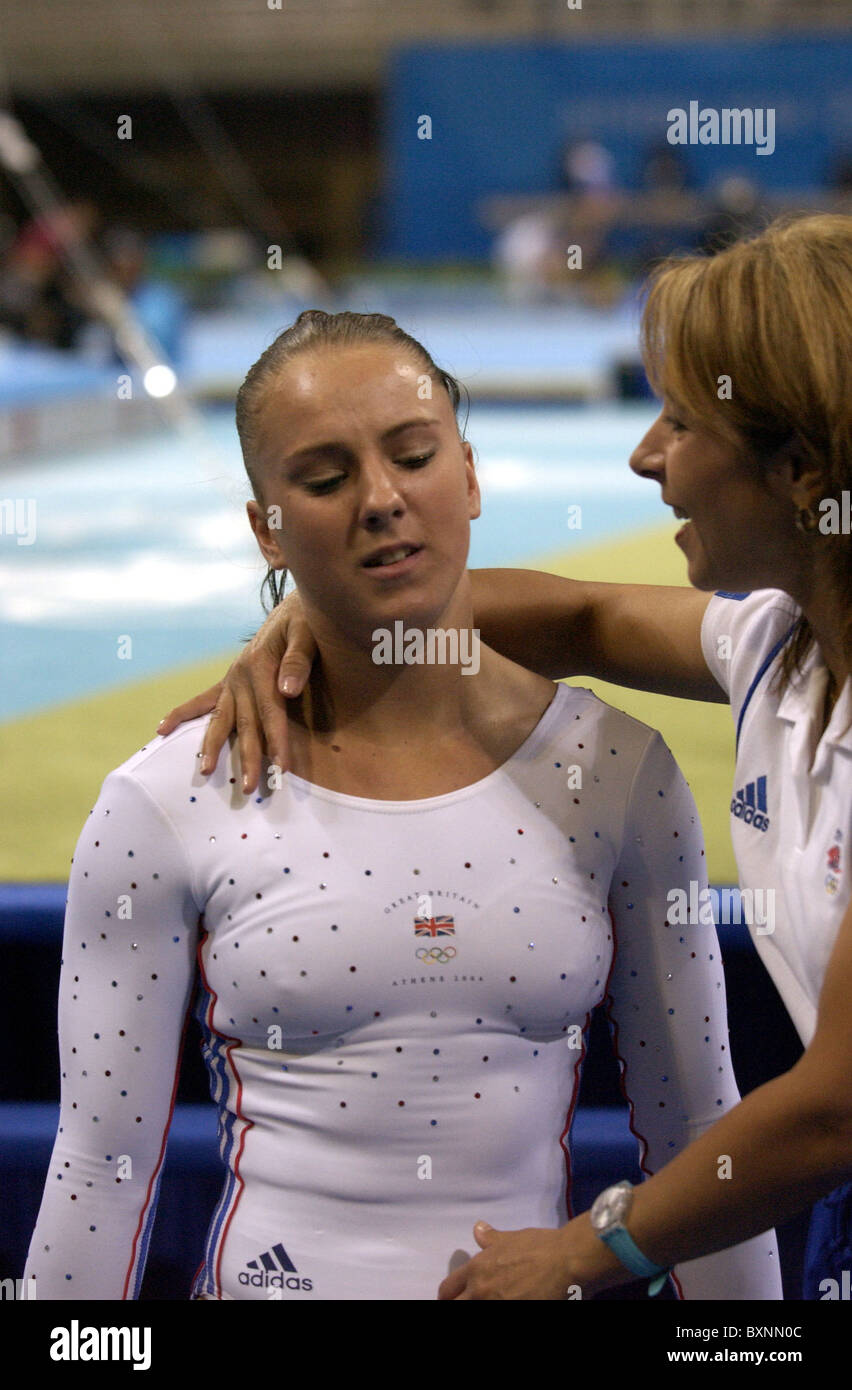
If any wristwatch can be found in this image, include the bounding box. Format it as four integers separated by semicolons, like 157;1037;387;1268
589;1180;670;1296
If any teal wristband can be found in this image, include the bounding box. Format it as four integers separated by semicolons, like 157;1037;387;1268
600;1227;670;1296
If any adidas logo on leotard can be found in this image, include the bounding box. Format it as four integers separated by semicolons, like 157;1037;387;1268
239;1242;313;1292
730;775;770;832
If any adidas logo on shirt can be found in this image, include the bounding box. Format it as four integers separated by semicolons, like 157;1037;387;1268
730;775;770;832
239;1242;313;1292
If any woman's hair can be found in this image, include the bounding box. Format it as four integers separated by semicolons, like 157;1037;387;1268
236;309;468;611
639;212;852;691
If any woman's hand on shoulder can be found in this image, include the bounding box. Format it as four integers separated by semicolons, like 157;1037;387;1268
155;590;317;792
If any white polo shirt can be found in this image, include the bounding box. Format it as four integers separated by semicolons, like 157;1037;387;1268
701;589;852;1045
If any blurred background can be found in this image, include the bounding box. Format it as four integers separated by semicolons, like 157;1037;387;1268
1;0;850;1298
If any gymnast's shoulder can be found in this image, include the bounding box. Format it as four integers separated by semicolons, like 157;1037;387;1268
95;715;243;814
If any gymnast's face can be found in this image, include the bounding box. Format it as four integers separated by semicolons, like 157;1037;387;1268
246;343;480;641
629;400;799;593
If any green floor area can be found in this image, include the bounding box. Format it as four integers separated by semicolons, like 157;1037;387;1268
0;523;737;882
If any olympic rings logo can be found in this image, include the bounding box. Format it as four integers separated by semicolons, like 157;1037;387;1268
415;945;457;964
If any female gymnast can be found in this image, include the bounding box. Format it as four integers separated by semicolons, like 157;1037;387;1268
23;311;778;1300
161;214;852;1300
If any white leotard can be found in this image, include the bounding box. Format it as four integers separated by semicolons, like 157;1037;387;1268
24;682;780;1299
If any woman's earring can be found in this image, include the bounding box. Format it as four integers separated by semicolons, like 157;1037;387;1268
794;505;820;534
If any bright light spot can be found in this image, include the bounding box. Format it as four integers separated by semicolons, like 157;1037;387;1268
144;365;177;397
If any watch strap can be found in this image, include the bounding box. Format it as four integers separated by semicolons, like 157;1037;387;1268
600;1226;669;1296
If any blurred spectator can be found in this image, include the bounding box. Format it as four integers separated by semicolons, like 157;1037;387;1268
77;226;187;366
700;176;766;254
493;138;627;301
641;142;690;194
559;138;621;279
559;139;617;195
0;200;99;349
634;141;696;271
492;210;567;302
102;227;186;364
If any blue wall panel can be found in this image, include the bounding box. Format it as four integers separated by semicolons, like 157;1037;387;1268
382;34;852;260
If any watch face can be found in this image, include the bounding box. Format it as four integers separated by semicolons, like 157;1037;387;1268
591;1183;633;1232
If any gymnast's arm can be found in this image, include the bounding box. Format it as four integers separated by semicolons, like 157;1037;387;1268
22;769;201;1298
603;731;781;1299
